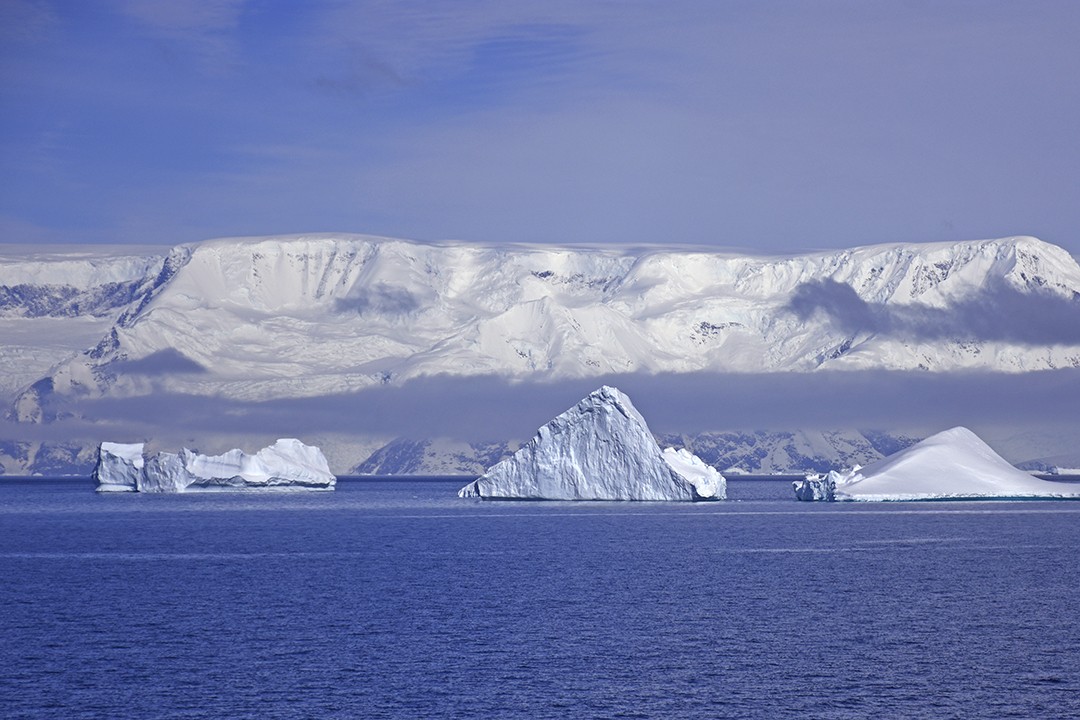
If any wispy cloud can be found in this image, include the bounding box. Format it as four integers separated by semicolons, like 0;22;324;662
4;2;1080;252
114;0;246;38
310;2;600;84
786;279;1080;345
112;0;247;67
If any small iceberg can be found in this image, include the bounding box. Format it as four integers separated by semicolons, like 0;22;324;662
793;427;1080;501
458;386;725;501
94;439;336;492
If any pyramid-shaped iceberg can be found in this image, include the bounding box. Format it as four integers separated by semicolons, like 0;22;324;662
458;386;725;501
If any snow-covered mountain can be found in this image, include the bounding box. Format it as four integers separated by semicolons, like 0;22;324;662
0;244;172;399
353;438;520;476
0;439;99;477
1;233;1078;475
655;429;922;475
351;429;921;476
5;233;1080;423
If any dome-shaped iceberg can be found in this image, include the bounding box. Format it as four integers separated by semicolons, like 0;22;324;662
793;426;1080;501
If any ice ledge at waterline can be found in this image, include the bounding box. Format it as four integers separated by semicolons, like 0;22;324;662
793;427;1080;501
94;439;336;492
458;386;725;501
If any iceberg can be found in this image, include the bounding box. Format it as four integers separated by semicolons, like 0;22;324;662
661;447;726;500
93;438;336;492
94;442;145;492
793;427;1080;501
458;386;725;501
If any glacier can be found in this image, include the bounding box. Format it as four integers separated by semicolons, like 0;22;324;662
93;438;336;492
458;386;726;501
792;427;1080;501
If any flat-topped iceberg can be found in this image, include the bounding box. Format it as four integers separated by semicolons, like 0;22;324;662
458;386;725;501
793;426;1080;501
93;438;336;492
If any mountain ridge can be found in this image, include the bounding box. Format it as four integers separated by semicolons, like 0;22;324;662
5;233;1079;424
1;233;1078;476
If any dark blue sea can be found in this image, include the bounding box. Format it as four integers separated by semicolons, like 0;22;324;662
2;477;1079;719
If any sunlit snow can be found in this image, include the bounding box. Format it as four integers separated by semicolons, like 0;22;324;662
459;386;725;501
793;427;1080;501
93;439;335;492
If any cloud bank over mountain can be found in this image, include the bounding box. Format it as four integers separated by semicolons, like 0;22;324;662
33;368;1075;442
787;278;1080;345
2;233;1078;474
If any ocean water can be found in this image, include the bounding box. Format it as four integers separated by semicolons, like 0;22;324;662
2;478;1079;719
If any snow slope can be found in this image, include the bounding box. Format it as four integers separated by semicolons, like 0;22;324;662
0;244;171;397
458;386;725;500
792;427;1080;501
6;233;1080;421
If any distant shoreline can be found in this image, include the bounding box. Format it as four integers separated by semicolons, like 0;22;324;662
9;474;1080;484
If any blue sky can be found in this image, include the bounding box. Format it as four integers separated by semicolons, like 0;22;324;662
2;0;1079;254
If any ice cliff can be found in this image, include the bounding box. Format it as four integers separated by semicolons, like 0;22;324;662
458;386;725;501
93;438;336;492
94;442;146;492
792;426;1080;501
